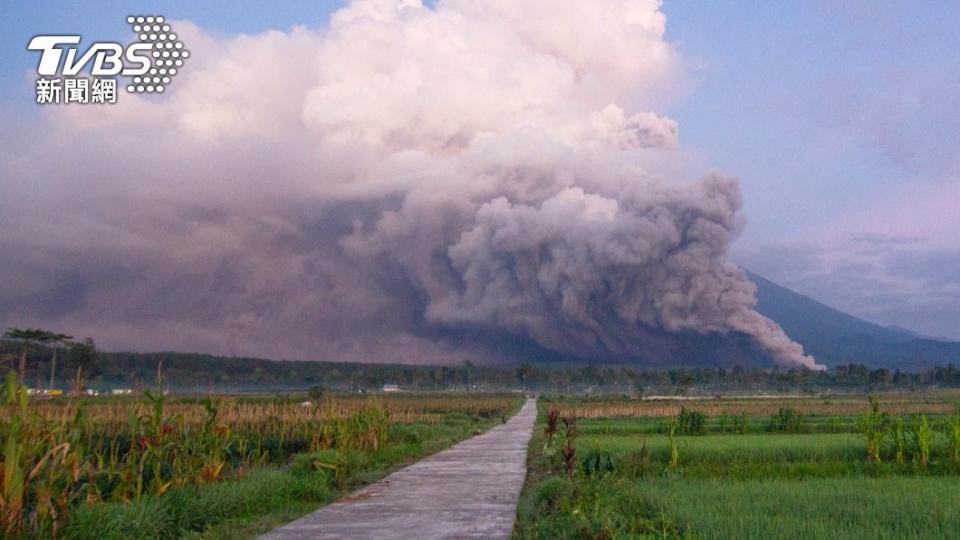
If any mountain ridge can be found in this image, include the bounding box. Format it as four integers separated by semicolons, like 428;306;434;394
748;270;960;369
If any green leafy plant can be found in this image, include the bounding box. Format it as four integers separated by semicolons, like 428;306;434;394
889;417;907;465
675;407;705;435
735;412;749;434
857;397;890;462
667;416;680;468
561;416;577;477
944;411;960;466
544;407;559;440
718;413;731;434
912;414;933;468
580;449;615;477
769;408;805;433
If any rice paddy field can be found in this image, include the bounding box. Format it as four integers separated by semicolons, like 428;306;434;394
514;392;960;539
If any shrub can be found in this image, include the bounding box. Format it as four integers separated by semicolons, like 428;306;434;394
620;441;654;477
580;449;616;477
388;424;424;446
769;408;806;433
544;408;559;440
675;407;705;435
857;397;890;462
290;449;353;489
735;412;750;434
532;476;569;514
520;478;682;539
718;413;731;433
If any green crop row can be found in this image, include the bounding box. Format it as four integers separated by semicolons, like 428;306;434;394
514;399;960;539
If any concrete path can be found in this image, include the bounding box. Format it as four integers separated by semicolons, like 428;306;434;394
260;398;537;540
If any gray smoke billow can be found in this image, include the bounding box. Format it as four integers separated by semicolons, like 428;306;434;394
347;167;819;369
0;0;822;369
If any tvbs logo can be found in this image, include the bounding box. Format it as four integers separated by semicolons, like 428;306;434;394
29;36;153;77
28;15;189;105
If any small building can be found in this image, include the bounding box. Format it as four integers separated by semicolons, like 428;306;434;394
381;384;401;393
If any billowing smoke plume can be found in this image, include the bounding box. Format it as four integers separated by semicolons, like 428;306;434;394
0;0;822;369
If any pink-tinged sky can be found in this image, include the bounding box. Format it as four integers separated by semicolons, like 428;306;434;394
0;0;957;366
663;1;960;340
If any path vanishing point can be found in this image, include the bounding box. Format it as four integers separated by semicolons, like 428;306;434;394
260;398;538;540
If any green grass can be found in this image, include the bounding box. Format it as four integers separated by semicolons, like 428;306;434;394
514;406;960;539
63;468;332;540
587;432;866;461
517;474;960;540
182;502;322;540
649;476;960;539
59;410;513;540
516;476;682;539
577;413;953;436
578;431;960;479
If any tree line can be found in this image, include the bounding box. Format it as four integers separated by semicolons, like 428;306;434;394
1;328;98;393
3;328;960;393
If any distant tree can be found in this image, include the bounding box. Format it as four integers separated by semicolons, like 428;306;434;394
157;358;166;388
515;363;531;389
350;369;364;391
68;338;98;393
675;372;695;395
307;385;327;402
581;365;600;388
463;359;474;390
40;331;72;390
870;368;892;388
324;368;342;388
4;327;57;386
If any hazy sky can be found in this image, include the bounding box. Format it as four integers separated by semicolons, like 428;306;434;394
1;1;957;346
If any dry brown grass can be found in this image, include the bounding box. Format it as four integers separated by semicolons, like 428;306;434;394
552;394;959;419
7;393;518;434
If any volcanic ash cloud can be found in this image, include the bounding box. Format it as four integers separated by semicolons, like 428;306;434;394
0;0;822;369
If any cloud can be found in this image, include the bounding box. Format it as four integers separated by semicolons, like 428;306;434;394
0;0;819;368
736;230;960;342
849;233;929;247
